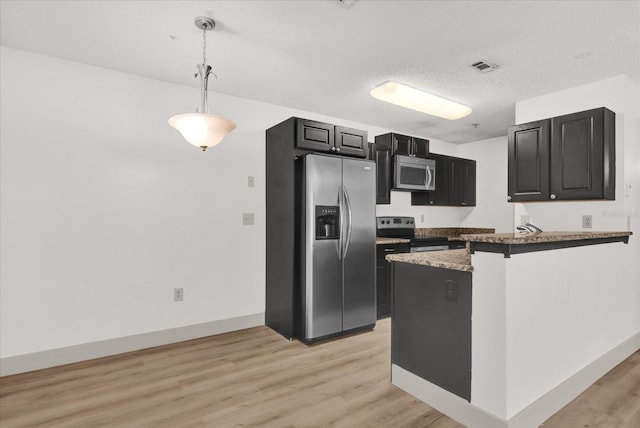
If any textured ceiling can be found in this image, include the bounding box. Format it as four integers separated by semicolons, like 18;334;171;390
1;0;639;143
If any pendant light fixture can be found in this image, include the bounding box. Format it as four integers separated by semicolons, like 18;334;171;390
169;17;236;151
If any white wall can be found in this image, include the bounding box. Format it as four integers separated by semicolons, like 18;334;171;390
0;47;392;361
458;136;512;232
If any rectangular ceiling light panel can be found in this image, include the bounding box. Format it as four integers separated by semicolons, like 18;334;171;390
370;81;472;120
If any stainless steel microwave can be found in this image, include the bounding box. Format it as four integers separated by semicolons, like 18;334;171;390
393;155;436;191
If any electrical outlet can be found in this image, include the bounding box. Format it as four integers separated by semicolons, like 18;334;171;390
242;213;254;225
420;214;425;223
248;176;255;188
520;215;530;225
582;215;593;229
174;288;183;302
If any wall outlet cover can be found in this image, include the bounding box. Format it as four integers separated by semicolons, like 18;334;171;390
582;215;593;229
242;213;255;225
174;288;184;302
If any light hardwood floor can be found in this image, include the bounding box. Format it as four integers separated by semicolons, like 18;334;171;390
0;319;638;427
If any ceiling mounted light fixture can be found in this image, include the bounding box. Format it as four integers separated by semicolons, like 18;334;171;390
169;16;236;151
370;81;472;120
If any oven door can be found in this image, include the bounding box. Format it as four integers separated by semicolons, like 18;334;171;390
393;155;435;191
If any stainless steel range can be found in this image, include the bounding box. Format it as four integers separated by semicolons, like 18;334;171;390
376;216;449;252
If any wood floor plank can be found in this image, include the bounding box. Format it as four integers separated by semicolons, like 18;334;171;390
1;320;638;427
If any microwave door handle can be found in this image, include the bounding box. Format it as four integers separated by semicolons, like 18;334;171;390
425;166;432;189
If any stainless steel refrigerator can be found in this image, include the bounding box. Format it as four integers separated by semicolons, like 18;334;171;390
301;154;376;342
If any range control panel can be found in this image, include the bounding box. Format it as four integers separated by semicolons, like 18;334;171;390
376;216;415;230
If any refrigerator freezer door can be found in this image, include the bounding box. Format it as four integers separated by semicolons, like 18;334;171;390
304;155;343;340
342;158;377;331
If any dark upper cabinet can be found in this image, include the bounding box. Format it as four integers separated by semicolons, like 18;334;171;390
376;133;430;158
296;119;334;152
411;154;475;207
371;141;392;205
508;120;550;202
507;107;615;202
449;158;476;206
550;108;615;200
335;125;369;158
296;119;368;158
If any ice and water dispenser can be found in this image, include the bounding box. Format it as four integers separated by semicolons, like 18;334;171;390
315;205;339;240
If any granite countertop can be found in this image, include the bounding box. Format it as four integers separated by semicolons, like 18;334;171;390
459;231;632;244
376;237;411;245
386;249;472;272
415;227;495;240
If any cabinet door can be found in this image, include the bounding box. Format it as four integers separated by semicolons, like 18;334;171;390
392;134;413;156
550;108;614;200
376;243;409;319
335;126;368;158
508;120;550;202
411;153;449;206
413;138;430;159
463;159;476;206
296;119;334;152
449;158;467;206
373;144;392;204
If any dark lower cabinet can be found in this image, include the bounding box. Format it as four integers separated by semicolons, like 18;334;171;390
507;107;615;202
391;262;472;401
376;242;409;319
411;154;476;206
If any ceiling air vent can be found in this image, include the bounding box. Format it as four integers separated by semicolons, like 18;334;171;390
471;61;499;73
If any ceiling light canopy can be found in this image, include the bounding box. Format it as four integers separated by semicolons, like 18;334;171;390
370;81;472;120
169;17;236;151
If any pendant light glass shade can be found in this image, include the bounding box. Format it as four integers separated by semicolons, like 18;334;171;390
168;113;236;151
371;80;472;120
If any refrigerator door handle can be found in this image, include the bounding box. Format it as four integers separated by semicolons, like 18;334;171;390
337;187;344;260
343;185;353;259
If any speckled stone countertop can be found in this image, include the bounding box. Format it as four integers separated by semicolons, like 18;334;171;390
415;227;495;240
376;237;411;245
386;249;472;272
458;231;632;244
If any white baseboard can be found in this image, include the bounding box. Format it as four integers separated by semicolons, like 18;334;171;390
0;312;265;377
392;331;640;428
508;331;640;427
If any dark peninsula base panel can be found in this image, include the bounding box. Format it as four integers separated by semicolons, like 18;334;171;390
391;263;472;401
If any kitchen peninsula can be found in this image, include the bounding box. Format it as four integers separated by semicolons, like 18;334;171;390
388;231;636;428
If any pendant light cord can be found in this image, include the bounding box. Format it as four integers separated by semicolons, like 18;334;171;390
202;28;207;66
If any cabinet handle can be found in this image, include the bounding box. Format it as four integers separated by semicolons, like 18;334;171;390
461;202;467;206
336;147;341;152
550;194;557;200
330;147;336;151
507;195;512;201
384;248;395;252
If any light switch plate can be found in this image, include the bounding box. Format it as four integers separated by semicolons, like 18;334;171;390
242;213;254;225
